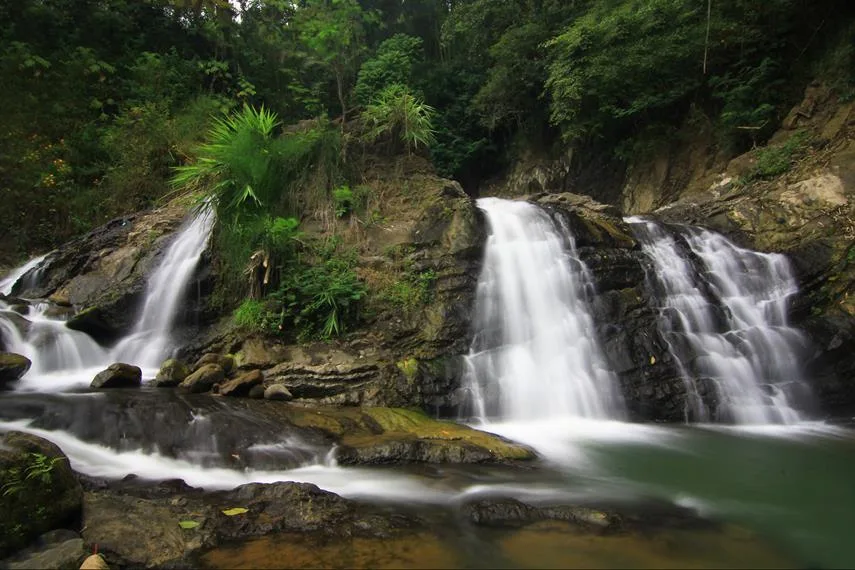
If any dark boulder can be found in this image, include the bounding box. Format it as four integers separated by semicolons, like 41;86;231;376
0;353;31;388
0;432;83;557
90;363;142;389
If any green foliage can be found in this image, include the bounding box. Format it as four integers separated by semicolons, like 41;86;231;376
333;185;354;218
710;58;784;149
744;131;809;181
545;0;706;143
172;104;281;218
361;84;437;153
273;240;366;341
233;299;270;332
2;453;63;498
380;268;437;312
354;34;424;105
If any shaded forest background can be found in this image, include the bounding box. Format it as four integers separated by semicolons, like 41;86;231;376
2;0;854;265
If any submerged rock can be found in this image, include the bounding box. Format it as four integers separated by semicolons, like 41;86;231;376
219;369;264;397
90;363;142;389
153;358;190;388
0;352;31;388
263;383;292;401
0;432;83;557
179;364;225;393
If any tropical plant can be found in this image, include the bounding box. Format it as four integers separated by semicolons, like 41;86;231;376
171;103;281;219
361;84;436;154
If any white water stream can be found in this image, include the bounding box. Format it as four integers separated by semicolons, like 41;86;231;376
463;198;622;422
0;207;215;390
627;217;809;424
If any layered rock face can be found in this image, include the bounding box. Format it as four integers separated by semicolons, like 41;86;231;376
182;168;487;415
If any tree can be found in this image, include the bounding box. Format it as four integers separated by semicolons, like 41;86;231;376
296;0;378;127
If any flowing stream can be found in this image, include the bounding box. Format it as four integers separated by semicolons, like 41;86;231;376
0;201;853;567
627;217;810;424
463;198;622;422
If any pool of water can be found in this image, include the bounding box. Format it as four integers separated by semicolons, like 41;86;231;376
2;393;853;568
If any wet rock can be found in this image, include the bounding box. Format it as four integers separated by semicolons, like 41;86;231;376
179;364;225;393
79;479;424;568
0;352;31;388
193;353;234;375
463;499;616;531
462;497;716;536
3;529;85;570
263;383;292;401
81;491;189;568
153;358;190;388
90;363;142;389
248;384;266;399
0;432;83;557
332;408;535;465
219;369;264;397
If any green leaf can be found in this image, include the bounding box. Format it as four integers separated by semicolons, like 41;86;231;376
178;520;200;529
222;507;249;516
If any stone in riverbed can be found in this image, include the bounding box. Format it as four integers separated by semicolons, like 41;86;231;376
153;358;190;387
219;369;264;397
90;363;142;389
263;383;293;401
248;384;266;399
178;364;225;393
0;352;31;388
3;529;86;570
192;353;234;374
0;432;83;557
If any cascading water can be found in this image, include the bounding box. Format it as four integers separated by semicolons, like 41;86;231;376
0;253;49;296
463;198;623;422
111;206;215;370
0;206;215;390
627;217;810;424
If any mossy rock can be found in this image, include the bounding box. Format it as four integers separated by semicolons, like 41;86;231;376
0;353;31;388
0;432;83;557
338;408;536;464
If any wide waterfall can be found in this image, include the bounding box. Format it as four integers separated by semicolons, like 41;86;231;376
111;207;215;370
0;206;214;389
628;218;810;424
463;198;622;422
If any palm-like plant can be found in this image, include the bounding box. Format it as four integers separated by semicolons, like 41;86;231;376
360;84;437;154
171;104;280;219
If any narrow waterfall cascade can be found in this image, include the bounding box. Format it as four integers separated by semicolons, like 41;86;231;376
463;198;623;422
627;217;810;424
0;253;49;296
0;206;215;390
111;206;215;370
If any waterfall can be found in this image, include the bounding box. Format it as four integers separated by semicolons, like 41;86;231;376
463;198;623;422
627;217;810;424
0;254;49;296
0;206;214;389
111;207;215;370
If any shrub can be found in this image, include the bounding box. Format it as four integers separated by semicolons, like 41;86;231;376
360;84;437;154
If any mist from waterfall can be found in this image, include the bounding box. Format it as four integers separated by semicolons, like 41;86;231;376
628;217;810;424
463;198;623;422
